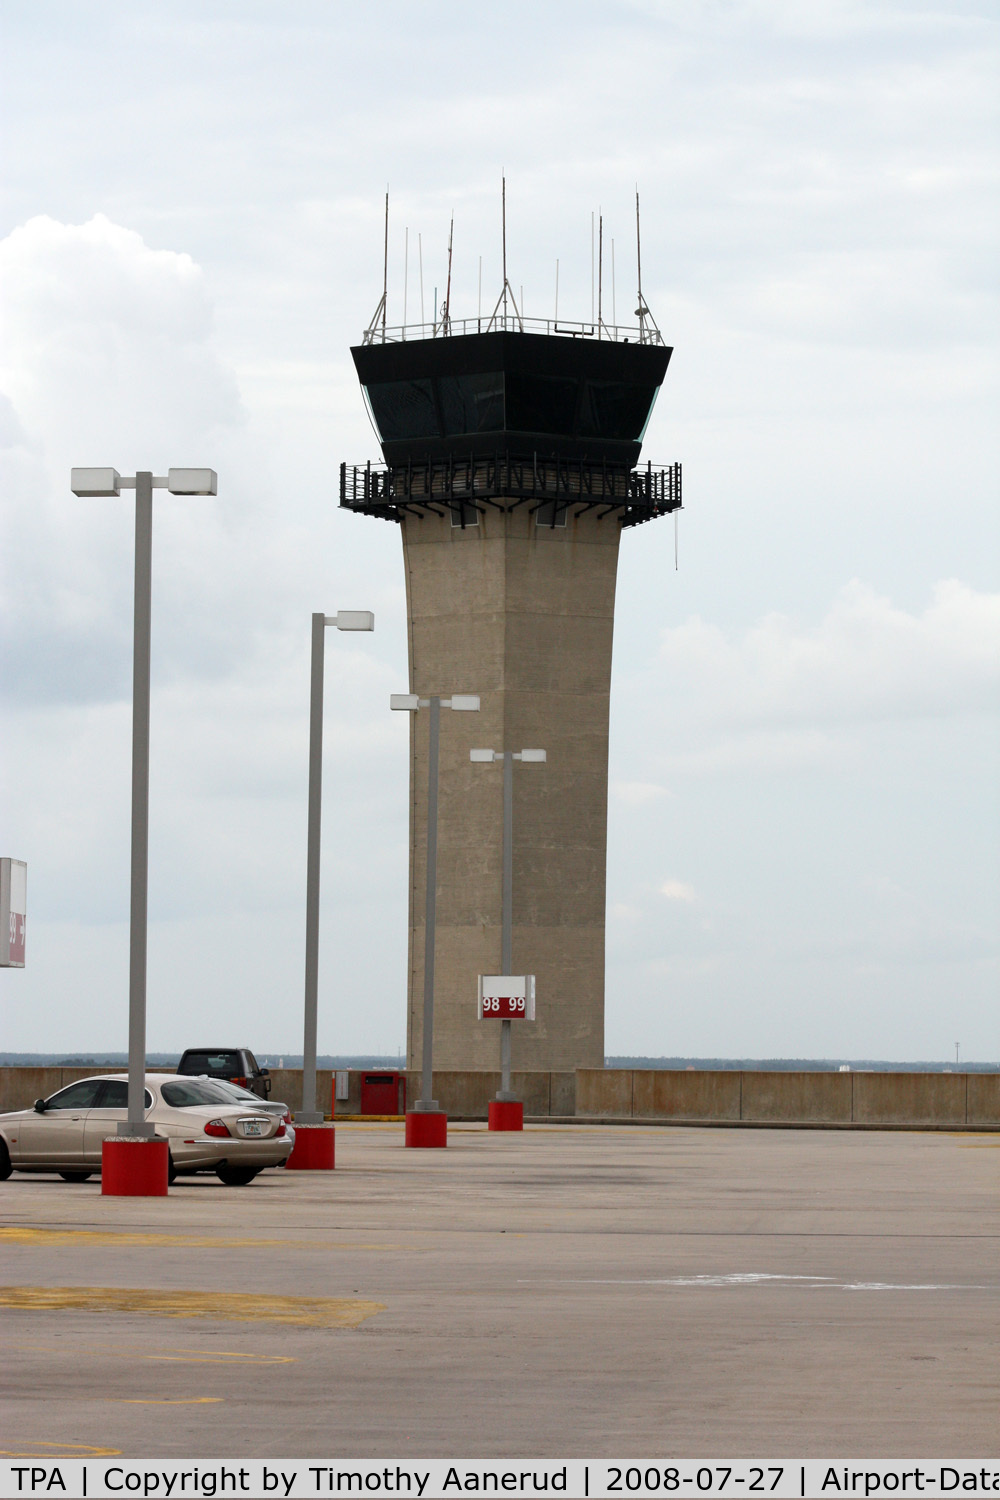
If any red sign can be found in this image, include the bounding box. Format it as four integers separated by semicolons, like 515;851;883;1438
1;858;26;968
9;911;25;965
478;975;535;1020
481;993;528;1019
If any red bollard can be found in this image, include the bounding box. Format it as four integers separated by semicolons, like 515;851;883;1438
101;1137;169;1196
286;1123;335;1170
488;1100;523;1132
405;1111;447;1147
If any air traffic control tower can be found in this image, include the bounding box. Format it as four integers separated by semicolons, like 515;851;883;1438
342;284;680;1074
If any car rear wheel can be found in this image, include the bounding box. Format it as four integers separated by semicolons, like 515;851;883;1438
167;1154;178;1186
215;1165;259;1186
58;1171;93;1183
0;1141;11;1181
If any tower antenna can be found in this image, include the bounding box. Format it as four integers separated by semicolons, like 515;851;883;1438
634;188;661;344
404;226;409;328
364;190;391;341
487;175;522;331
502;175;508;322
591;211;595;324
611;237;616;327
441;213;454;335
382;188;389;340
597;209;604;337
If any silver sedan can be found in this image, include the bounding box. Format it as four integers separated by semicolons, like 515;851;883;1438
0;1073;293;1186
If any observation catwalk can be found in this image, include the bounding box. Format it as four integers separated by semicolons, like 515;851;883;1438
343;313;680;1072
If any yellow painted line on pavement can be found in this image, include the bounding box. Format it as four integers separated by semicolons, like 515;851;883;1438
0;1443;121;1458
8;1342;295;1363
0;1227;399;1250
105;1397;223;1405
0;1285;385;1327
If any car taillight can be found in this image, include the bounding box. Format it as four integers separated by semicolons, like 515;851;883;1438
231;1076;248;1088
203;1118;231;1138
275;1121;286;1137
282;1110;292;1124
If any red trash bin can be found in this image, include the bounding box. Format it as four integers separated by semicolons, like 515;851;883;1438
360;1071;406;1115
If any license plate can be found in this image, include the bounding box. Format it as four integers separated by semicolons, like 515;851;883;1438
242;1119;264;1137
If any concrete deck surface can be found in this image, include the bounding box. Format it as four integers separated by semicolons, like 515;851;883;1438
1;1123;997;1463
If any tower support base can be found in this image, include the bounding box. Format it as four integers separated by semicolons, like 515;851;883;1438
488;1100;524;1132
101;1137;169;1196
286;1123;335;1170
405;1110;447;1148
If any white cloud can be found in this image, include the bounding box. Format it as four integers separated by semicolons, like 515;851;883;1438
660;879;697;902
0;214;253;707
612;781;671;805
654;579;1000;734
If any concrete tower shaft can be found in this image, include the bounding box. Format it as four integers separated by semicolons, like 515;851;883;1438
344;322;679;1074
402;502;620;1071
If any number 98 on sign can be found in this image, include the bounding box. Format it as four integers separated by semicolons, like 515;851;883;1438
478;975;536;1021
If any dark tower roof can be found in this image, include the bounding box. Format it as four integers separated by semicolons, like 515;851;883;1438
352;330;671;469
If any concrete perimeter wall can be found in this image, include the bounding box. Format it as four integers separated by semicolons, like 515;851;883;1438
577;1069;1000;1127
1;1066;997;1126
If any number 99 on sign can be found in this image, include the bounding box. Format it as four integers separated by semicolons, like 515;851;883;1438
483;994;525;1017
477;976;536;1021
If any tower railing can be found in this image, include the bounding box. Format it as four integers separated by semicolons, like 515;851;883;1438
340;455;681;528
360;313;665;347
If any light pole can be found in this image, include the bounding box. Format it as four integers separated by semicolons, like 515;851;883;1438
391;691;480;1146
289;609;375;1170
470;747;546;1129
70;467;217;1196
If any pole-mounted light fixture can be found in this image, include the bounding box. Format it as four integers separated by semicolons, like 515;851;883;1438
294;609;375;1169
469;747;547;1128
70;465;217;1194
391;691;480;1146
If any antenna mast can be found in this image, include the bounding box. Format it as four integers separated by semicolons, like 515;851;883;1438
597;210;603;337
487;175;522;332
441;214;454;335
382;189;389;340
502;175;508;322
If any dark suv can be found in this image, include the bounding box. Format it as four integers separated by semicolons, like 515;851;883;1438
176;1048;272;1098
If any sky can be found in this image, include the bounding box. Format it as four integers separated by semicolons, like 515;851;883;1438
0;0;997;1062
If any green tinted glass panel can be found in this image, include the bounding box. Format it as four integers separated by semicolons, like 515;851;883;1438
365;380;439;441
437;373;504;435
505;374;579;435
578;381;658;440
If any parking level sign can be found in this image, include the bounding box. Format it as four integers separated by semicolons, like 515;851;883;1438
0;858;26;967
478;974;536;1020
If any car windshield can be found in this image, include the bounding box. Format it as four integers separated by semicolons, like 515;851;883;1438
160;1079;244;1108
180;1052;239;1074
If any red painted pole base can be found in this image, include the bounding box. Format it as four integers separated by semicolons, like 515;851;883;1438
488;1100;524;1132
286;1123;335;1170
405;1111;447;1147
101;1137;169;1196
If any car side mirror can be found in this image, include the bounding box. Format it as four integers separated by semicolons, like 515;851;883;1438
260;1067;269;1075
33;1098;47;1113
